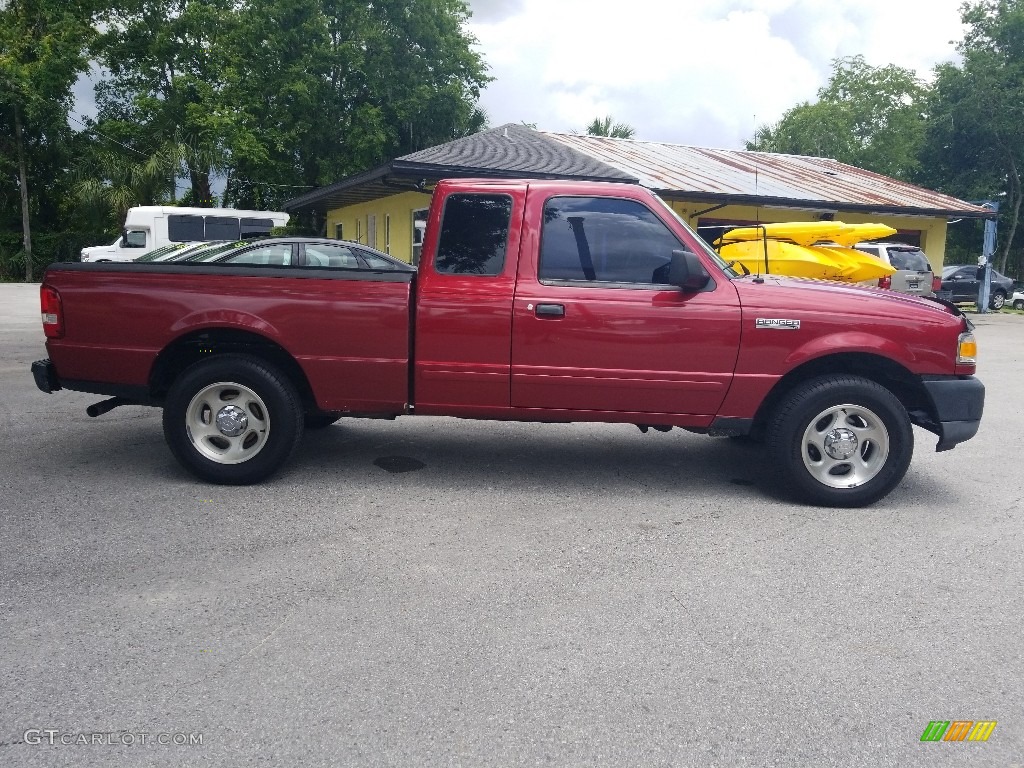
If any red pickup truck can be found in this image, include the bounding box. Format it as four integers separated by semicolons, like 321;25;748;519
32;179;984;507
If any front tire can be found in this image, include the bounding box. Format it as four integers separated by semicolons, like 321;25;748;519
163;354;303;484
990;291;1006;310
1014;299;1024;310
767;375;913;507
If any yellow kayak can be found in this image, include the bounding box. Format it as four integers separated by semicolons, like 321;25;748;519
808;245;896;282
827;223;897;247
718;221;853;247
720;240;853;280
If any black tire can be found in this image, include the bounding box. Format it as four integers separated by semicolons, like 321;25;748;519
162;354;303;484
304;410;342;429
1014;299;1024;310
990;291;1006;310
766;375;913;507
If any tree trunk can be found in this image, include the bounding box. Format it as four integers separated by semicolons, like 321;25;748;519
190;167;213;207
14;105;33;282
998;153;1021;275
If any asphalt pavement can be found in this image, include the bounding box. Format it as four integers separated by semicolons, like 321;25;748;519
1;282;1021;767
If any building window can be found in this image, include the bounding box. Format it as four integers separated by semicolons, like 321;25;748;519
367;215;377;249
384;215;391;254
356;219;361;243
334;223;343;240
412;208;428;265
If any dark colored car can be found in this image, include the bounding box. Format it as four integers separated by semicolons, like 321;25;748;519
152;237;414;271
940;264;1015;310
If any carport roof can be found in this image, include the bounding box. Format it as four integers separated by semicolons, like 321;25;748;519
285;124;993;219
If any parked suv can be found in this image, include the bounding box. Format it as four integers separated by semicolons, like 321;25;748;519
853;242;939;297
940;265;1015;310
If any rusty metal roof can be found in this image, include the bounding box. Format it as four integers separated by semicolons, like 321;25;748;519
544;132;992;218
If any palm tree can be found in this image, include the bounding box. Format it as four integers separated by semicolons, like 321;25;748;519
585;116;636;139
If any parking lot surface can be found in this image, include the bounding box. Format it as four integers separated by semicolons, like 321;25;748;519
1;282;1022;767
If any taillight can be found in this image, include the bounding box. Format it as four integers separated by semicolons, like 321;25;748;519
40;285;64;338
877;276;891;289
932;275;942;293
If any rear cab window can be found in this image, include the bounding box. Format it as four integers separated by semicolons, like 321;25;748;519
435;194;513;276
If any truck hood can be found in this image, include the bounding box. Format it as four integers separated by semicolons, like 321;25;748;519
732;274;965;323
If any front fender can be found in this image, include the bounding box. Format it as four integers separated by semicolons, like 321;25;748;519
784;331;916;369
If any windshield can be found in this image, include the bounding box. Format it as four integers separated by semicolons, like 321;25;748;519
652;194;741;278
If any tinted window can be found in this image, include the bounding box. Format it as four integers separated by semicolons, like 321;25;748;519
220;244;293;266
539;197;682;285
856;246;880;258
435;194;512;275
304;243;360;268
241;217;274;238
168;215;205;242
205;216;241;241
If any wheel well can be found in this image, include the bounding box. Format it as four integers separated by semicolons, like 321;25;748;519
750;353;930;437
149;329;316;408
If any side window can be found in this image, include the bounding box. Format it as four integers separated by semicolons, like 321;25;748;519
123;230;147;248
354;248;399;270
539;197;682;285
303;243;359;268
205;216;241;241
858;246;881;258
168;214;204;242
241;217;274;239
435;194;512;275
221;244;293;266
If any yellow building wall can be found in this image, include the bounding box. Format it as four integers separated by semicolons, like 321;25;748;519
665;200;950;268
326;191;433;263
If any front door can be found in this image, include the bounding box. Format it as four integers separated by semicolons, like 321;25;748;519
510;193;741;418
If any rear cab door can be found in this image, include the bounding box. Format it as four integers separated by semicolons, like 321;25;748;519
509;182;742;425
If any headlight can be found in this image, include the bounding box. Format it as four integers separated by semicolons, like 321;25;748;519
957;332;977;364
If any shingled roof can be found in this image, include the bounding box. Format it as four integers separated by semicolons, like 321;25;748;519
285;124;991;219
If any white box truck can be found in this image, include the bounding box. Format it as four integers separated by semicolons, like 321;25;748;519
80;206;290;262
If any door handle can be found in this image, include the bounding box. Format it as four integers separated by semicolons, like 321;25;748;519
535;303;565;317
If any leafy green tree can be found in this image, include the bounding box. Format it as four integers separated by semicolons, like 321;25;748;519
748;55;926;180
93;0;237;206
918;0;1024;275
220;0;490;209
585;116;635;139
0;0;98;280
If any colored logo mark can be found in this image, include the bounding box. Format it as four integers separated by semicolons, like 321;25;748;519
920;720;997;742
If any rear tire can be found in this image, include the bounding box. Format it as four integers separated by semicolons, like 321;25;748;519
766;375;913;507
163;354;303;484
990;291;1006;310
1014;299;1024;310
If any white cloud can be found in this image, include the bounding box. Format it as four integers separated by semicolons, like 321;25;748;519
466;0;966;148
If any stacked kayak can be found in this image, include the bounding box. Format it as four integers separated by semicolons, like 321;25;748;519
716;222;898;282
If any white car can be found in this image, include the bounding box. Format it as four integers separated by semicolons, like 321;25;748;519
1011;289;1024;310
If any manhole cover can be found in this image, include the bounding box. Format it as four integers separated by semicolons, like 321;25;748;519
373;456;425;473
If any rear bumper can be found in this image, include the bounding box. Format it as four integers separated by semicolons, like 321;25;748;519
32;359;61;393
916;376;985;452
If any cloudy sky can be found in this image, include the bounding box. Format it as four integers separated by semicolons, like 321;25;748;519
465;0;967;149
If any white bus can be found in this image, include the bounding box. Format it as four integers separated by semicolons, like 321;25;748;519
81;206;289;262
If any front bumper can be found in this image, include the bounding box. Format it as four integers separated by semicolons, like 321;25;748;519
917;376;985;452
32;359;61;393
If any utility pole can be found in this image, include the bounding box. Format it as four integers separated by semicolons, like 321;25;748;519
977;202;999;314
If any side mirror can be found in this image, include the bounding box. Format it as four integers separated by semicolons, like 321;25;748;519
668;249;711;291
